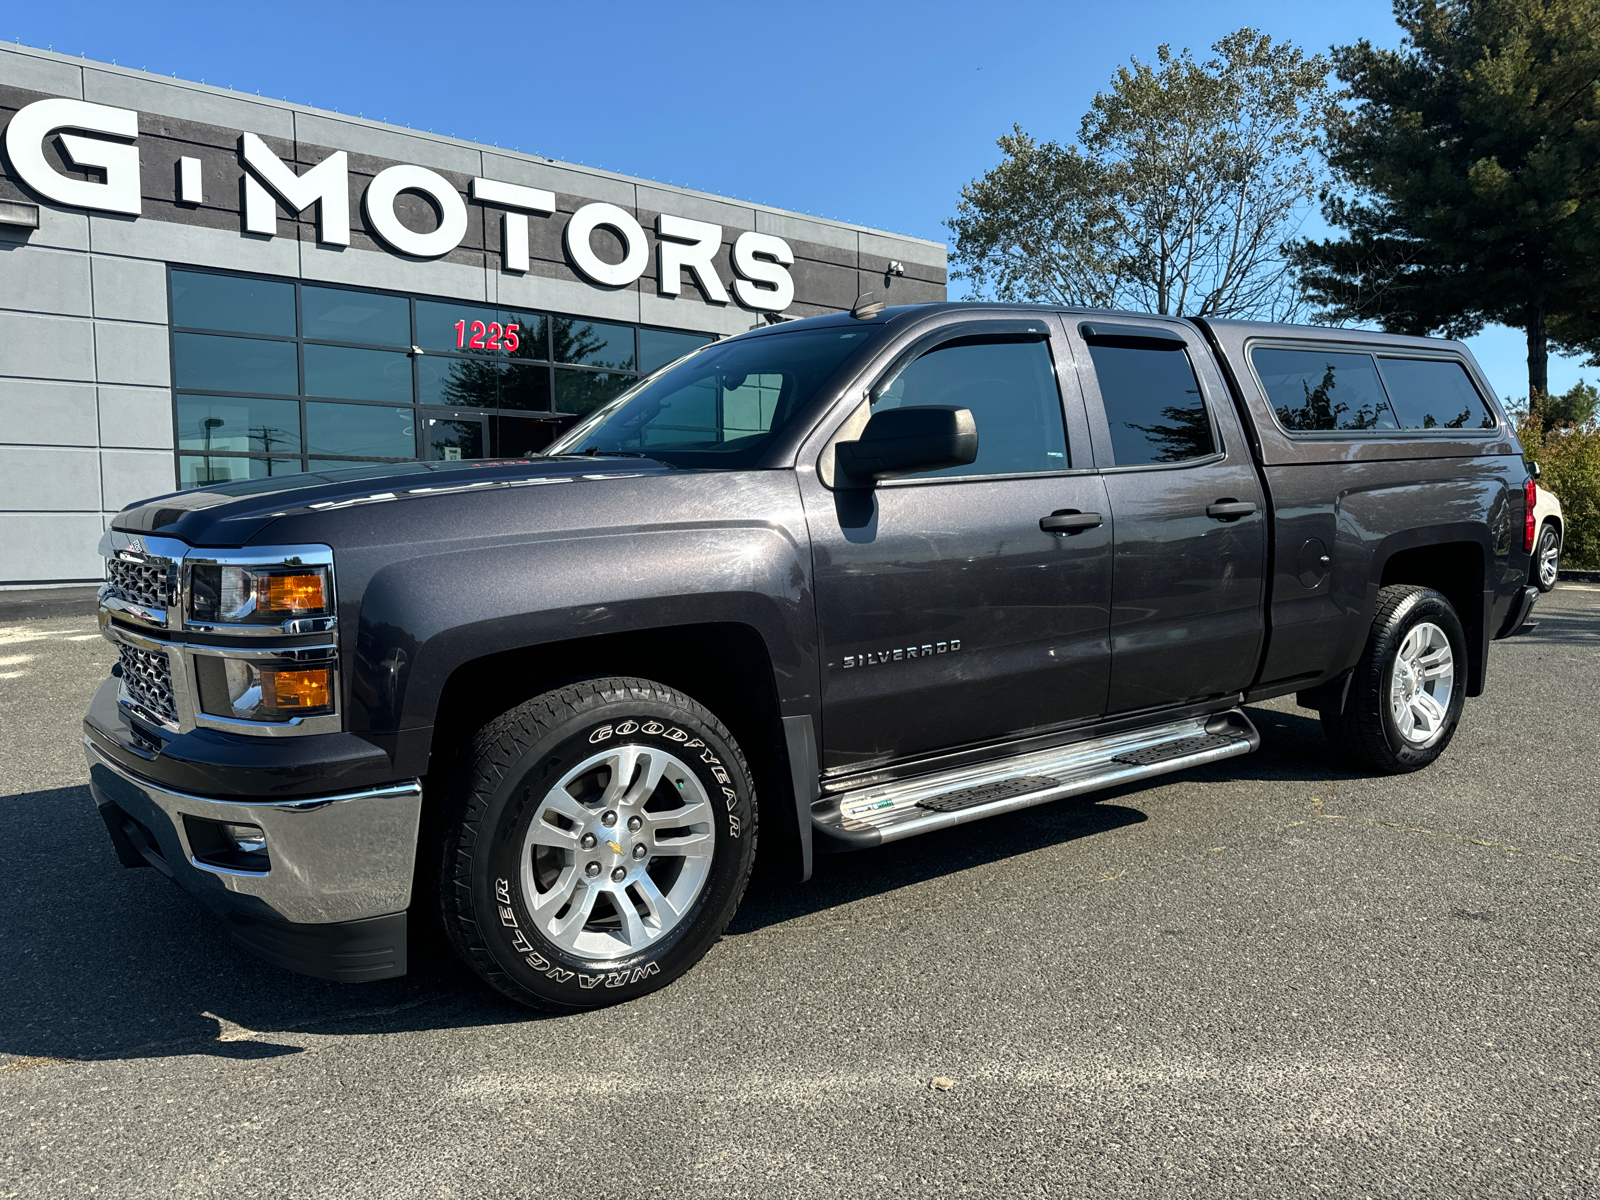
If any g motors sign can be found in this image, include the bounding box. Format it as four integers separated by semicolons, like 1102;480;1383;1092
2;97;796;312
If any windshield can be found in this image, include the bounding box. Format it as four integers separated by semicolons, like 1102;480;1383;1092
545;325;877;467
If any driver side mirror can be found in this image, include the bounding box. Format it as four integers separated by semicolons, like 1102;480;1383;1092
834;405;979;487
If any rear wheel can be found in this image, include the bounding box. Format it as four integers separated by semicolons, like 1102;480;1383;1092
1321;585;1466;774
1535;522;1561;593
439;677;758;1011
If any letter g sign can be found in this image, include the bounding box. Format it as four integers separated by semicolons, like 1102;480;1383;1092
4;98;141;215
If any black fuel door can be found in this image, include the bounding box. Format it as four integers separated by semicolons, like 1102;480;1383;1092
1297;538;1330;588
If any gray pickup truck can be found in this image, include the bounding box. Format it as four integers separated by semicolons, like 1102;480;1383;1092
85;302;1539;1010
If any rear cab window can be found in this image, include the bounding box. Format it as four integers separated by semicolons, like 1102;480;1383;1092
1249;345;1496;435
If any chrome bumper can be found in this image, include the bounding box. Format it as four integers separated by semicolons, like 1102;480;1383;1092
84;737;423;926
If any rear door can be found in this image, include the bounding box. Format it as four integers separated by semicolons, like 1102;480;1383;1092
800;317;1113;774
1066;318;1267;714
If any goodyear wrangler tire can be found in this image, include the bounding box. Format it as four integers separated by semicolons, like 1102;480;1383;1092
439;677;757;1011
1320;585;1466;775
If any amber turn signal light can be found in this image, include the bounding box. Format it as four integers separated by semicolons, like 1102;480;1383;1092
262;667;333;711
258;572;329;615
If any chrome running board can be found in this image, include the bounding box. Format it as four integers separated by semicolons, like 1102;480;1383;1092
812;709;1259;849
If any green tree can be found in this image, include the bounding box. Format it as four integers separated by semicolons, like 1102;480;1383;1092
1542;379;1600;428
1518;397;1600;566
948;30;1332;319
1292;0;1600;400
1510;378;1600;430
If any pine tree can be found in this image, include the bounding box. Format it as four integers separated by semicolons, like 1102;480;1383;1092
1293;0;1600;399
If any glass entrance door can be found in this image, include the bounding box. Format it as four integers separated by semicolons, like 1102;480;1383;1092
420;409;488;461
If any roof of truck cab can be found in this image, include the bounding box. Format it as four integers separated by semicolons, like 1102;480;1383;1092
755;304;1470;356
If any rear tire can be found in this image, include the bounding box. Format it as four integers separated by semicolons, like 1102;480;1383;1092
439;676;758;1011
1535;522;1561;593
1321;585;1466;774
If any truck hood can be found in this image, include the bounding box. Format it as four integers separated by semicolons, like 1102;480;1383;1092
111;456;675;547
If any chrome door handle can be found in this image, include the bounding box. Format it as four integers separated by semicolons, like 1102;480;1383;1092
1206;500;1257;520
1040;510;1103;534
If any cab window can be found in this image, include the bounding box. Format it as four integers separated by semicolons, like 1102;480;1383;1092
870;336;1069;479
1087;342;1217;464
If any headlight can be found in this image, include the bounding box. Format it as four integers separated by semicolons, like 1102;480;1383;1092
195;657;336;722
189;564;331;624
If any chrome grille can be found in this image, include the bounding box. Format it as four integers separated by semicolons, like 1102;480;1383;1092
106;557;175;611
117;643;178;727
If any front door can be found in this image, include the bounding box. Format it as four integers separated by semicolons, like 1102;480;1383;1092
802;320;1114;775
1067;319;1267;714
420;408;488;461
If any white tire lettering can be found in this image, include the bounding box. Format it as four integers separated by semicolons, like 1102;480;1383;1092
495;878;511;906
498;905;518;927
579;974;601;989
525;951;551;971
547;968;574;983
641;720;666;735
664;727;689;742
589;724;614;743
511;930;535;955
615;720;639;736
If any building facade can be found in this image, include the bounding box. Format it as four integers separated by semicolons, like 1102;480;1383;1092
0;44;945;586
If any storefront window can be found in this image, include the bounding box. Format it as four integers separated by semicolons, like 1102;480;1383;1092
171;271;294;336
302;286;409;345
177;454;298;489
176;396;301;455
167;267;719;487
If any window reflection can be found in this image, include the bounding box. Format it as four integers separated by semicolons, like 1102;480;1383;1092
304;344;413;402
171;271;295;336
173;333;298;395
639;328;713;374
170;269;706;487
176;397;301;454
303;286;409;345
305;403;416;458
553;317;635;370
554;368;635;417
178;455;299;488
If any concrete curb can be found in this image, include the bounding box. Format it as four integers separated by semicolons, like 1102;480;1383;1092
1559;569;1600;583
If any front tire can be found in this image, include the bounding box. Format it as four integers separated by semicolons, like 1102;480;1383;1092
1321;585;1466;774
439;677;758;1011
1535;522;1561;593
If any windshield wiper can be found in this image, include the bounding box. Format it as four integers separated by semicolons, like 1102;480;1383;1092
578;447;649;458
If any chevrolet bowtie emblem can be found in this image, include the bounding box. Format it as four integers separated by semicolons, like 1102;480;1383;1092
607;841;624;855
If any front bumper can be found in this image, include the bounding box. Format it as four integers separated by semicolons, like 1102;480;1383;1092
85;737;423;982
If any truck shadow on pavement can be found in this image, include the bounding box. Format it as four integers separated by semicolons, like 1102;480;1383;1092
0;707;1365;1066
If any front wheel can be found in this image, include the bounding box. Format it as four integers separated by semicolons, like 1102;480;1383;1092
439;677;758;1011
1535;522;1561;593
1321;585;1466;774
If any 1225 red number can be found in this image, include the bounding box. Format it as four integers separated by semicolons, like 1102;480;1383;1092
454;320;520;352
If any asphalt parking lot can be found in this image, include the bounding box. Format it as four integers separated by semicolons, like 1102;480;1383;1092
1;587;1596;1199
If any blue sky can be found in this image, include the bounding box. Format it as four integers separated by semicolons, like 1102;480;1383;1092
10;0;1589;400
